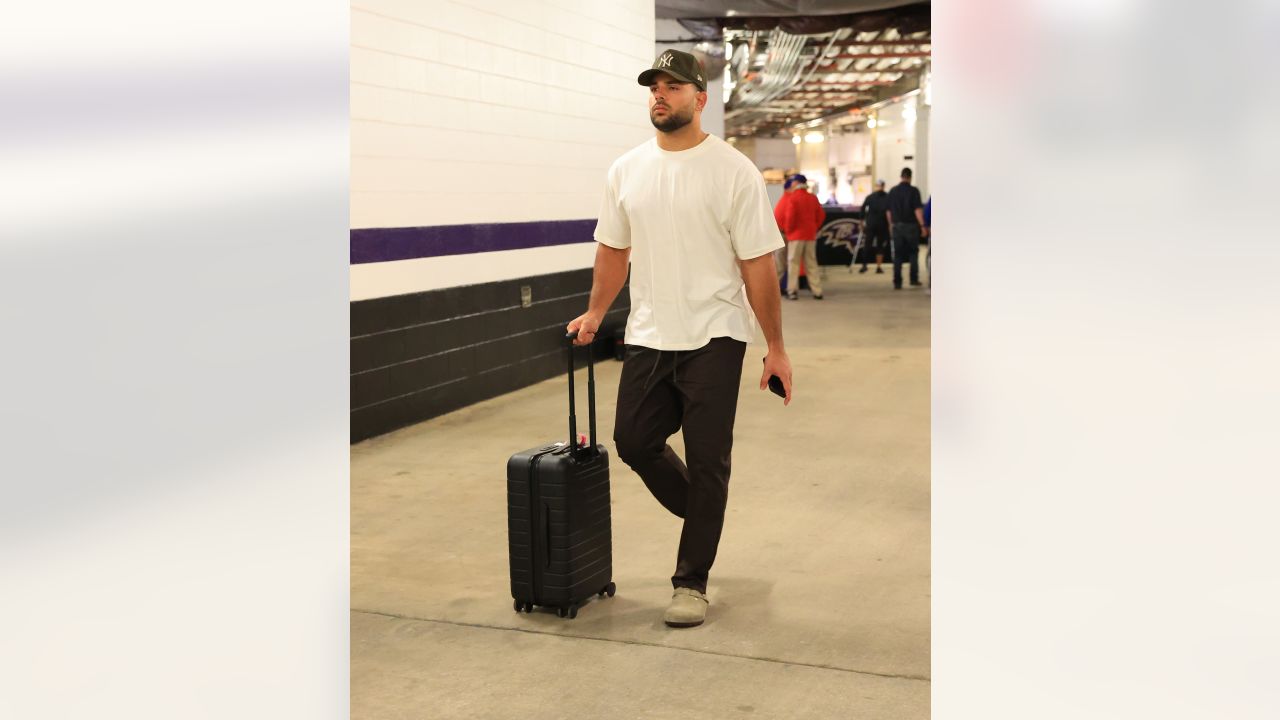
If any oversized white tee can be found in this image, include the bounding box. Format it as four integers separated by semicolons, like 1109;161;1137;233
593;134;784;351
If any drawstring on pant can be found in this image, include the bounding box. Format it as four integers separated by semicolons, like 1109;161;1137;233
640;349;683;393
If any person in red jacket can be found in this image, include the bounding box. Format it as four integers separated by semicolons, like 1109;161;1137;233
774;174;828;299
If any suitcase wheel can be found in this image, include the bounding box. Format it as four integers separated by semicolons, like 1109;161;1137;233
598;582;616;598
557;605;578;619
514;600;533;614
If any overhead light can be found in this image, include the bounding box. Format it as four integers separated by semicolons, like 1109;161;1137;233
804;131;825;144
726;9;738;16
791;135;802;145
867;117;877;129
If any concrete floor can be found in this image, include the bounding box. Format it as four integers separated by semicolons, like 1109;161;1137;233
351;263;930;719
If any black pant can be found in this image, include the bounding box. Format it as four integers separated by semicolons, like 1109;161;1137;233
613;337;747;594
892;222;921;287
860;223;889;267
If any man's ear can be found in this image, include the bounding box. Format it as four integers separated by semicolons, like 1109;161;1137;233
697;90;708;111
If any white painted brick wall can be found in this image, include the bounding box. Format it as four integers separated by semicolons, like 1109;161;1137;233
350;0;655;230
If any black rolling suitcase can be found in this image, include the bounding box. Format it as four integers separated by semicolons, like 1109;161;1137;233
507;333;616;619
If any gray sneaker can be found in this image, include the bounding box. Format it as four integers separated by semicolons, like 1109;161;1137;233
664;587;709;628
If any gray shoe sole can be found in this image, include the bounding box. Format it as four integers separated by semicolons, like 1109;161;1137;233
664;618;704;628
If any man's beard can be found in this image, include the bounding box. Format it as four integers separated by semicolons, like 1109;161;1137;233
650;105;692;132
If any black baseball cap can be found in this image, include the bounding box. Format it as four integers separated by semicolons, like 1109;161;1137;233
637;50;707;92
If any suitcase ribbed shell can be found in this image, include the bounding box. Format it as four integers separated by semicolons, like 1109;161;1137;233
507;444;612;612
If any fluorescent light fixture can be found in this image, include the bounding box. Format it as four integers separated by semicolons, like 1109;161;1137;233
804;131;825;143
791;134;802;145
867;117;877;129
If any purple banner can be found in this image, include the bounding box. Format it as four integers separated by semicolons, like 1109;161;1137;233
350;219;597;264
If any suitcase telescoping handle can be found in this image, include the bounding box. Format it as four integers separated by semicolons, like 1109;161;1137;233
564;330;597;457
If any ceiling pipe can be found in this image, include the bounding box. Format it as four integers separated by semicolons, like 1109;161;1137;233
729;28;846;126
726;30;808;120
840;40;931;47
820;51;931;60
781;28;848;101
728;37;930;48
798;80;903;87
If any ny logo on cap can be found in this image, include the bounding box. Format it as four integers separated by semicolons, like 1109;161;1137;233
657;53;674;68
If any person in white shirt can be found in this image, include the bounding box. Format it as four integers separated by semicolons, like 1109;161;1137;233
567;49;793;629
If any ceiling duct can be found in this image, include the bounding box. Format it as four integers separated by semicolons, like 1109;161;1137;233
689;41;728;77
658;1;922;20
657;2;931;137
732;29;807;111
676;3;930;38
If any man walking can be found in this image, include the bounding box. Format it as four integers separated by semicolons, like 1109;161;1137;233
857;179;890;275
886;167;928;289
775;174;828;300
566;49;793;629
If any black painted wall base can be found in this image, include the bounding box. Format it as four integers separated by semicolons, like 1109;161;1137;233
350;268;628;443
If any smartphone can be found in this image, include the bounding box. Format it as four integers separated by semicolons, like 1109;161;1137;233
762;359;786;399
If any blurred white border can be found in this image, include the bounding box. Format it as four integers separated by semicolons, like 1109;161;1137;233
934;0;1280;716
1;3;349;719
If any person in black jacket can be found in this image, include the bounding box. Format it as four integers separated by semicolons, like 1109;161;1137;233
886;168;928;289
857;180;890;274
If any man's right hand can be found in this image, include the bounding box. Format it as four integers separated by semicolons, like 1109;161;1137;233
566;312;602;346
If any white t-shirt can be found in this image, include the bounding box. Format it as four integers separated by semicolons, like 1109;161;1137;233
593;134;784;351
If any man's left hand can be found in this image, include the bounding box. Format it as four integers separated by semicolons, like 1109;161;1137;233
760;350;793;406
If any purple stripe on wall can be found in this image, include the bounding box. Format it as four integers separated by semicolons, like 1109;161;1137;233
350;219;597;264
